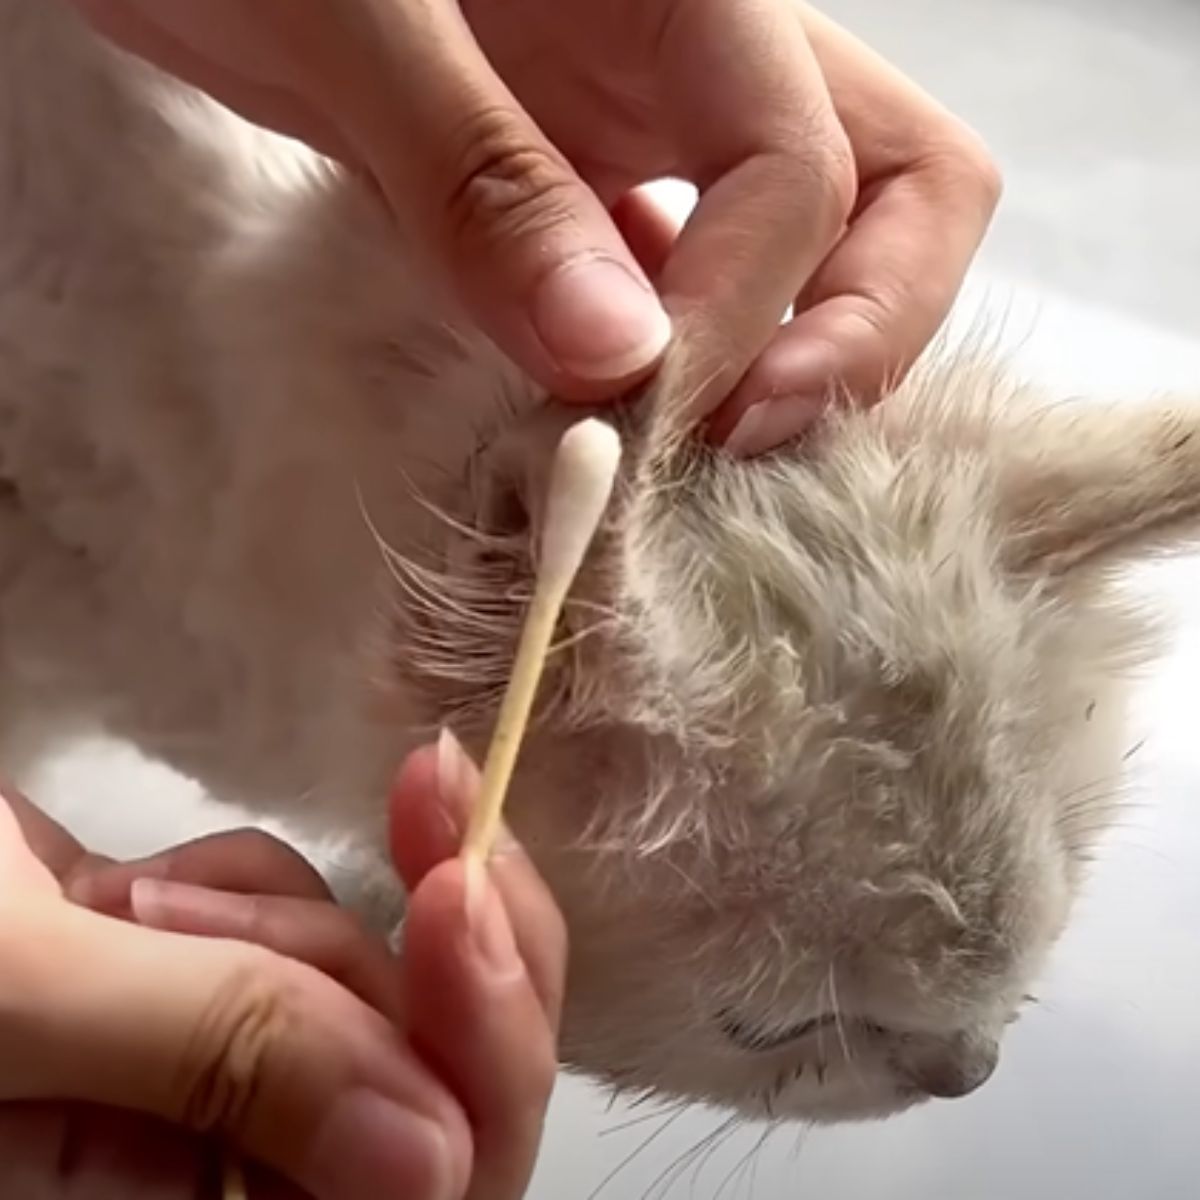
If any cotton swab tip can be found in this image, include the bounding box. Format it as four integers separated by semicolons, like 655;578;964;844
540;418;622;583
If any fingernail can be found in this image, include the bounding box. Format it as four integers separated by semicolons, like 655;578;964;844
723;404;768;456
66;855;169;912
463;857;523;980
533;255;671;381
304;1091;453;1200
129;877;253;935
435;726;474;807
723;398;824;456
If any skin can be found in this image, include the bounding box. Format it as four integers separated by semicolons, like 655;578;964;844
0;732;567;1199
68;0;1001;453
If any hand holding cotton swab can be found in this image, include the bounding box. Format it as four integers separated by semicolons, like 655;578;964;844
221;420;619;1200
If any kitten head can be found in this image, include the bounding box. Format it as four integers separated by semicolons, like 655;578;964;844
388;341;1199;1122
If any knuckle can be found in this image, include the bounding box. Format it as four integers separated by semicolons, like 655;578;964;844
847;279;926;365
520;1035;560;1114
788;104;857;198
925;126;1005;217
218;828;290;873
220;827;331;898
779;127;858;240
237;892;273;942
841;290;929;400
172;948;297;1137
966;142;1004;211
846;292;894;346
820;134;859;221
441;107;580;249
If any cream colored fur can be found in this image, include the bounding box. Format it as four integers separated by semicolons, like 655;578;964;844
1;0;1193;1124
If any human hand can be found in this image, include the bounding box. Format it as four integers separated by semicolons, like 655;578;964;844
0;732;566;1199
69;0;998;452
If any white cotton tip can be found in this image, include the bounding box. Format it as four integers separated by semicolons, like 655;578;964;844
540;418;622;585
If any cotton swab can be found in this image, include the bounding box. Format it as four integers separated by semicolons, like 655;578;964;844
460;417;622;863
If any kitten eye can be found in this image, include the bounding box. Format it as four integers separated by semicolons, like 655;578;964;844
1006;992;1041;1025
719;1012;823;1052
718;1009;890;1053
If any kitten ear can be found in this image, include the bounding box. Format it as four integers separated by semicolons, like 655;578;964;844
460;404;585;557
460;339;705;573
995;397;1200;579
398;402;619;732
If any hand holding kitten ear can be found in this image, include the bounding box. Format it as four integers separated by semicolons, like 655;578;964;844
69;0;998;451
0;739;566;1199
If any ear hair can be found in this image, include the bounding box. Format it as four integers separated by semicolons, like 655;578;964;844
615;330;1200;589
610;317;732;461
993;396;1200;578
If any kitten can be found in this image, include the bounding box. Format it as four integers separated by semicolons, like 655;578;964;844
1;0;1195;1125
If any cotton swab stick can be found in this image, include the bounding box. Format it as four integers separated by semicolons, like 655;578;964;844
460;417;622;863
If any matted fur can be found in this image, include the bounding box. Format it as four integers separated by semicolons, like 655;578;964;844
1;0;1196;1125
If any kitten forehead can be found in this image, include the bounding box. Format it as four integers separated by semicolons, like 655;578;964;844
613;390;1051;772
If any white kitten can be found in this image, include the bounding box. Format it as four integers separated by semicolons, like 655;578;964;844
1;0;1194;1125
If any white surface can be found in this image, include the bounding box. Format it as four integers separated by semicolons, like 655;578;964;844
28;0;1200;1196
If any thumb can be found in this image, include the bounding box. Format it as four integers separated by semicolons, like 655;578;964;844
0;903;471;1199
322;1;672;398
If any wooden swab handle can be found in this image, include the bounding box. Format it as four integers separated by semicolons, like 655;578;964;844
461;417;621;863
460;572;571;862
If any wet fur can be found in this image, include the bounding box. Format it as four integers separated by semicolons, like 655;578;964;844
2;0;1197;1124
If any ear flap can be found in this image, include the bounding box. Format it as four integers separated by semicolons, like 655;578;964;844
459;404;589;557
458;333;715;579
995;396;1200;579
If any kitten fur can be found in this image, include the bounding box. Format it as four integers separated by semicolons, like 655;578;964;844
1;0;1196;1124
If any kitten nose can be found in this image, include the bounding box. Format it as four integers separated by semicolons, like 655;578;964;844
902;1034;999;1099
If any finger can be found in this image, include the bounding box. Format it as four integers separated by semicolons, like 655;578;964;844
484;846;569;1036
707;5;1001;452
1;782;82;879
713;160;996;452
76;0;670;394
0;1101;312;1199
403;859;560;1200
388;737;464;891
611;187;683;286
800;3;1000;187
128;878;402;1025
67;827;335;914
0;1101;211;1199
652;0;856;414
390;733;568;1027
305;0;671;399
0;906;472;1200
69;0;359;164
0;784;99;898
